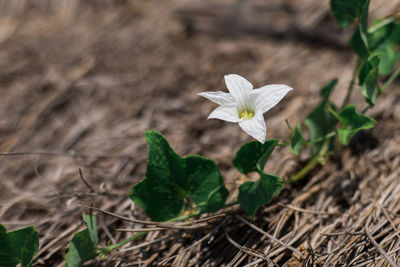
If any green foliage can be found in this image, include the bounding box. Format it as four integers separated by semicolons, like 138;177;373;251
337;105;376;145
359;55;380;106
330;0;371;57
233;139;279;174
304;79;338;156
238;173;283;219
331;0;400;107
234;139;283;219
349;25;369;58
65;213;98;267
290;123;305;156
330;0;369;28
348;0;370;57
130;130;228;221
368;20;400;75
0;224;39;267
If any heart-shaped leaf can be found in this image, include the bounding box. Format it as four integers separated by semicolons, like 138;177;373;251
368;20;400;75
238;172;283;219
130;131;228;221
234;139;283;219
0;224;39;267
337;105;376;145
233;140;279;174
330;0;369;28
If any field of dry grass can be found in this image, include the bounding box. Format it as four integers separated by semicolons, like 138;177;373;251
0;0;399;266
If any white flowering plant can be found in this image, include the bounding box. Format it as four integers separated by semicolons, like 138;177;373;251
1;0;399;266
128;0;399;223
62;1;398;265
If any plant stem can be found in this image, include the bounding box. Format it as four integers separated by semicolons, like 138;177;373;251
305;132;336;145
285;139;330;185
381;66;400;93
284;155;320;185
98;210;201;254
326;106;342;122
167;212;200;222
276;142;289;147
367;17;395;33
362;105;371;114
99;232;147;253
288;59;367;184
342;58;362;109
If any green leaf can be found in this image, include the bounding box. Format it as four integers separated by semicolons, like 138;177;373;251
359;55;379;84
330;0;369;28
304;79;338;156
232;140;279;174
130;130;228;221
185;155;228;214
368;20;400;75
234;139;283;218
0;224;18;267
337;105;376;145
65;213;98;267
0;224;39;267
348;0;370;58
82;213;98;246
359;55;380;106
290;123;305;156
349;25;369;58
238;172;283;219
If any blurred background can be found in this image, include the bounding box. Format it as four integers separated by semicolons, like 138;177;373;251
0;0;399;266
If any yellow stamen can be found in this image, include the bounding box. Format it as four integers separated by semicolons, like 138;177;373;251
240;110;254;120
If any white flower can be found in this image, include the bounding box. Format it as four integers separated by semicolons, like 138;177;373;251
199;74;292;143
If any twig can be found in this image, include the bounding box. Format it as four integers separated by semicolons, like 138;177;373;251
116;227;169;232
158;217;229;265
364;225;397;267
321;231;363;237
277;203;339;216
352;246;400;267
382;207;400;240
225;231;278;266
119;235;170;253
235;215;303;258
0;151;133;159
34;224;80;260
83;205;206;230
78;168;95;193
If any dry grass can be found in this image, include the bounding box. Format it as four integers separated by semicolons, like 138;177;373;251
0;0;399;266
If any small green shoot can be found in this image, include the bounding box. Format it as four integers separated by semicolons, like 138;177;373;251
65;213;98;267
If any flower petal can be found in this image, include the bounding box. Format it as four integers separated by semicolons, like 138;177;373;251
238;113;266;143
252;84;293;114
208;104;241;123
198;91;235;105
224;74;253;110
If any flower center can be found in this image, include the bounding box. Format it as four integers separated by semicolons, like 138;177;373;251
240;110;254;120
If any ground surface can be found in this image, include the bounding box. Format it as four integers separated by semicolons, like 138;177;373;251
0;0;399;266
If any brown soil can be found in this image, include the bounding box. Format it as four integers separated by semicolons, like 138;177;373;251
0;0;399;266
